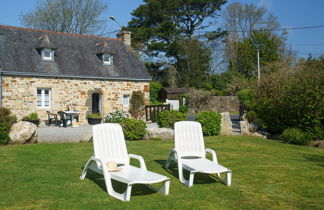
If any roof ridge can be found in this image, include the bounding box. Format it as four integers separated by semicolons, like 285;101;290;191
0;24;120;41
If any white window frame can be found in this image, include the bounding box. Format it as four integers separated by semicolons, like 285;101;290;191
123;94;130;107
102;53;113;65
37;88;51;109
42;48;54;61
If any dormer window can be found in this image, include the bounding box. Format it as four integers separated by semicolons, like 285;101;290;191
42;48;54;61
102;53;113;65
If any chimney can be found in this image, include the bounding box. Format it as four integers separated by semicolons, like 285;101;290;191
116;31;131;47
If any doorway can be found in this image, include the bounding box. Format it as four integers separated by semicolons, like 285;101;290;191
92;93;102;114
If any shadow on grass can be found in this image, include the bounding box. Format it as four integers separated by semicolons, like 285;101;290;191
303;154;324;167
83;169;157;196
154;160;221;185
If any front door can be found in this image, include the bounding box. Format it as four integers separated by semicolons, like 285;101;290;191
92;93;102;113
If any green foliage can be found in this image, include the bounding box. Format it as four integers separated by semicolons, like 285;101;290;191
195;111;221;136
252;58;324;134
309;126;324;140
120;118;146;140
22;112;40;121
87;113;102;119
150;81;162;104
281;128;311;146
178;94;189;113
230;31;284;77
237;89;255;110
104;110;129;123
129;91;145;119
157;110;186;128
0;108;17;144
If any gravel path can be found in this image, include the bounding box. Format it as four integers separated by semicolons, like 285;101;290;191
37;125;92;143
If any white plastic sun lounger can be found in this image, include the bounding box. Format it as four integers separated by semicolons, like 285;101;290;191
165;121;232;187
80;123;170;201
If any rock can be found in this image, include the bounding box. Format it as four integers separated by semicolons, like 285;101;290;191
9;121;38;144
249;123;258;133
249;132;267;139
144;127;174;140
240;120;250;135
220;112;233;135
313;140;324;149
81;128;92;142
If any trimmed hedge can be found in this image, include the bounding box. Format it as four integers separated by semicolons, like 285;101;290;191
195;111;221;136
157;110;186;129
0;108;17;144
120;118;146;140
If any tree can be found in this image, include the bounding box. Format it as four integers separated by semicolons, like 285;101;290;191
231;30;285;77
208;2;283;74
20;0;108;35
127;0;226;75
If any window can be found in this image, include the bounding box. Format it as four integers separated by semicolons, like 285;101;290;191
123;94;130;107
37;88;51;108
42;48;54;61
102;54;112;65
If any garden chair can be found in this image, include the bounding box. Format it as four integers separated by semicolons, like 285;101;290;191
46;111;58;126
80;123;170;201
165;121;232;187
57;111;73;127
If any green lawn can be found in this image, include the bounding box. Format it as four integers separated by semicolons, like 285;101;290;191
0;136;323;209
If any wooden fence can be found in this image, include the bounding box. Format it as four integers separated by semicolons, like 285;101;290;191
145;104;170;122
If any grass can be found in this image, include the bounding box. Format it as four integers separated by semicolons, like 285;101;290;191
0;136;323;209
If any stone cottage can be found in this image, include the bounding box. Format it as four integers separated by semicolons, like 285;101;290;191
0;25;151;125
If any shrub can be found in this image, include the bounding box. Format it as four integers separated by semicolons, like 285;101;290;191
129;91;145;119
281;128;311;146
150;81;162;104
87;113;102;119
187;88;213;113
157;110;186;129
309;126;324;140
0;108;17;144
22;112;39;121
104;110;129;123
195;111;221;136
120;118;146;140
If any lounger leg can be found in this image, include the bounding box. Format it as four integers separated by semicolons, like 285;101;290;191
188;172;195;187
80;157;93;180
147;179;170;195
225;171;232;186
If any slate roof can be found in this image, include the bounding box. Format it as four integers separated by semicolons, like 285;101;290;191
0;25;151;81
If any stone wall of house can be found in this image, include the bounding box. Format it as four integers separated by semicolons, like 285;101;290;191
2;75;150;125
199;96;240;113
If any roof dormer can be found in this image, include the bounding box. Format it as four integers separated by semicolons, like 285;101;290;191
96;42;114;66
36;35;56;61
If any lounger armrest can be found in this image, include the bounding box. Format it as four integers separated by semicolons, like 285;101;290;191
128;154;147;170
206;148;218;164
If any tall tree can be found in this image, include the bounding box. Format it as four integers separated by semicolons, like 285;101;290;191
20;0;108;35
127;0;226;87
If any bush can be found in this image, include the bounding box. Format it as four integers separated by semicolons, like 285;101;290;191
195;111;221;136
309;126;324;140
157;110;186;129
150;81;162;104
129;91;145;119
104;110;129;123
281;128;311;146
120;118;146;140
22;112;39;121
87;113;102;119
0;108;17;144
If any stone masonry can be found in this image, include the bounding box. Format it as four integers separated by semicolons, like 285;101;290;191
2;75;149;124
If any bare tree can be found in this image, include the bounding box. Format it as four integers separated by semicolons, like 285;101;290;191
20;0;108;35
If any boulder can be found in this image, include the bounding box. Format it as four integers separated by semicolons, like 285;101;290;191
220;112;233;135
144;127;174;140
9;121;38;144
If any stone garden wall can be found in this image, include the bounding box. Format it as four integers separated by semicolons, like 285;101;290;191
200;96;240;113
2;75;149;124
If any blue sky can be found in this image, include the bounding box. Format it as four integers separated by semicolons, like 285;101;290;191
0;0;323;57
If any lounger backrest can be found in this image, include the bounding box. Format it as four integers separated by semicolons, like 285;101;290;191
92;123;129;167
174;121;205;158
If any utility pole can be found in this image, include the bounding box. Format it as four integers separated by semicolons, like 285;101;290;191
256;46;260;86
